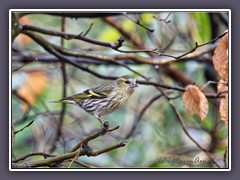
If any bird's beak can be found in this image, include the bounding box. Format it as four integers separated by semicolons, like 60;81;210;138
132;83;138;88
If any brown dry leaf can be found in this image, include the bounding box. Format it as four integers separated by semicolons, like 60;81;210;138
219;93;228;124
17;71;48;112
15;16;32;45
217;79;229;124
217;79;228;94
213;31;228;81
182;85;209;122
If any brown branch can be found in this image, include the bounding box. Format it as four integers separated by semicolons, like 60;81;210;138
12;125;125;168
122;12;154;32
103;16;144;48
166;30;227;61
103;16;228;87
21;24;159;55
21;32;186;92
12;152;55;163
12;50;213;66
22;31;225;100
69;125;120;153
21;24;123;50
103;16;198;86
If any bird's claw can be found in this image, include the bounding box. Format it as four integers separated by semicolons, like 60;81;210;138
101;121;109;129
82;143;93;156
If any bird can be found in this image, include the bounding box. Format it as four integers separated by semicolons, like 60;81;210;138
51;75;138;126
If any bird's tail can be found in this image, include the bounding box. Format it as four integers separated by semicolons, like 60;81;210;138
49;100;61;103
49;99;75;104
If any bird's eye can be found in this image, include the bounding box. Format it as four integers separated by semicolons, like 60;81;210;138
125;80;131;84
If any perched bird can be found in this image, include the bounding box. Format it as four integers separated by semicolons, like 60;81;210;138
51;75;138;125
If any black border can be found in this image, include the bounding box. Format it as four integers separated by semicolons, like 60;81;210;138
1;0;238;179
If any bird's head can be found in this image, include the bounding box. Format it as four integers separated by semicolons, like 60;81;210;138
115;75;138;94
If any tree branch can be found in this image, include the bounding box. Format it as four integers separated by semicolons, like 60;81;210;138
12;125;125;168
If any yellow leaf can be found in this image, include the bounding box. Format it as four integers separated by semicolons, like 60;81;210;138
182;85;209;122
213;31;228;81
17;70;48;112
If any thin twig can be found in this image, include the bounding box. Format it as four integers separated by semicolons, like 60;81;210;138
12;59;37;72
22;31;225;100
21;31;187;92
153;13;172;24
65;159;96;168
14;120;34;134
21;24;123;50
122;12;154;32
83;23;93;36
12;127;125;168
103;16;202;86
12;152;55;163
69;125;120;153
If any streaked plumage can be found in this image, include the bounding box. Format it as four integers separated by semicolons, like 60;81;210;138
52;75;138;124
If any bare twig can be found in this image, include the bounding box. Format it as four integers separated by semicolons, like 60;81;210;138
22;31;226;101
83;23;93;36
12;126;125;168
14;120;34;134
153;13;172;24
122;12;154;32
12;152;55;163
21;24;123;50
169;30;227;60
12;59;37;72
103;16;201;86
65;159;96;168
21;31;188;92
69;125;120;153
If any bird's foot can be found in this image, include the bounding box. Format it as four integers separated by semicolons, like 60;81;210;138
101;121;109;129
98;118;109;130
82;143;93;157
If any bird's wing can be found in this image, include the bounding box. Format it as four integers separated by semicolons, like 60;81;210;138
62;82;113;101
91;82;114;97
